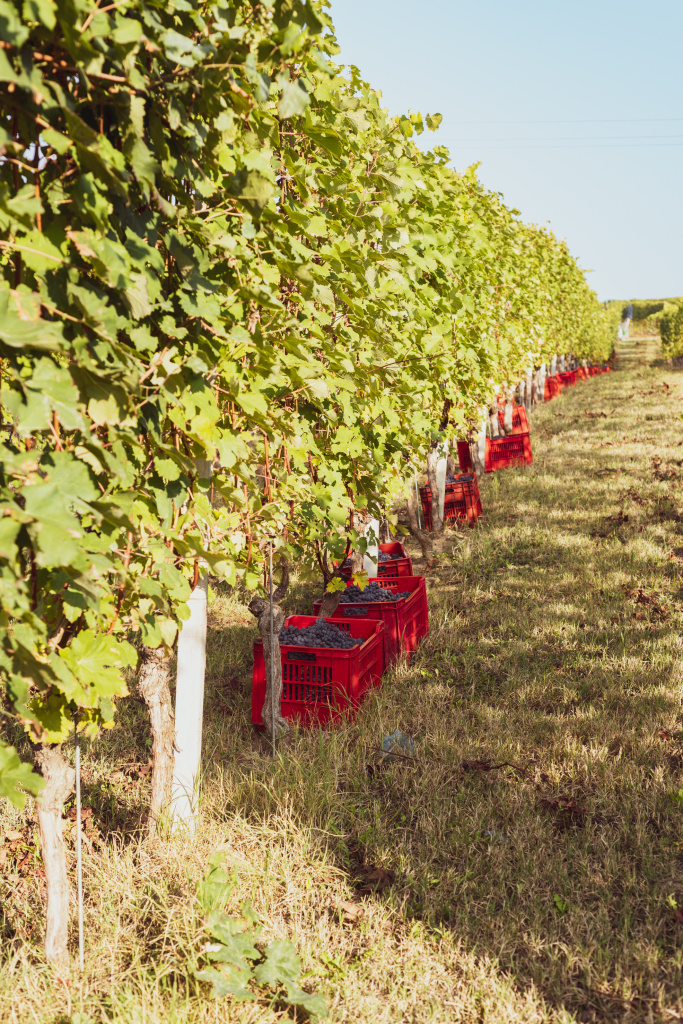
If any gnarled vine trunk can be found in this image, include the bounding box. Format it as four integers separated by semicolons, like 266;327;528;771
471;437;485;479
406;489;431;559
488;402;500;439
36;744;75;975
249;559;289;738
502;392;513;435
426;448;444;536
138;645;174;828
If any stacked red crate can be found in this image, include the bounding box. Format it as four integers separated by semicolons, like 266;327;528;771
544;376;562;400
498;404;529;434
420;475;482;530
313;576;428;666
338;541;413;579
485;433;533;471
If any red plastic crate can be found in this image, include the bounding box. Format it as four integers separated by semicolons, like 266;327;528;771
420;477;481;530
485;432;533;472
576;366;587;381
498;404;529;435
376;541;413;577
467;477;484;519
457;440;475;474
313;576;428;665
338;541;413;579
544;376;562;400
252;615;385;729
558;370;576;387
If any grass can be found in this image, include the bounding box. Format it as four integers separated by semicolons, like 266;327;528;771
3;337;683;1022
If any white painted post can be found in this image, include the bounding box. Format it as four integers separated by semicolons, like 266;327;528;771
435;447;447;521
171;573;208;833
74;717;84;971
363;518;380;576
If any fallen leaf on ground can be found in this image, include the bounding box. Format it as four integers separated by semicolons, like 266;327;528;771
17;851;32;874
354;865;395;896
66;806;93;821
538;794;588;829
335;901;363;923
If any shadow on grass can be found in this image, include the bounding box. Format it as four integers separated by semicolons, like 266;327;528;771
74;349;683;1020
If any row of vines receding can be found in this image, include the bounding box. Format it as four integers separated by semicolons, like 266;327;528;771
0;0;614;971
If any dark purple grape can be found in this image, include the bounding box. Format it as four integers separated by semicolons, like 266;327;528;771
279;619;361;649
339;583;412;603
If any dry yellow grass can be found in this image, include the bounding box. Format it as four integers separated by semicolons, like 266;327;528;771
2;337;683;1023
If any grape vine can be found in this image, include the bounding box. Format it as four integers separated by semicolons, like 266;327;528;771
0;0;613;903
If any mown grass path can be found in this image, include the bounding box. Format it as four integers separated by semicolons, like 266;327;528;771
3;339;683;1024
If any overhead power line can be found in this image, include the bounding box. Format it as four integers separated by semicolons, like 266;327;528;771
454;141;683;151
440;117;683;125
451;134;683;144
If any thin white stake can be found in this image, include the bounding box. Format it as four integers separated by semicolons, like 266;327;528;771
269;541;275;755
171;574;208;832
74;716;84;972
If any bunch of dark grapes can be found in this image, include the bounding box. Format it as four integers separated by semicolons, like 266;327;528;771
446;473;474;484
279;619;361;649
339;583;411;603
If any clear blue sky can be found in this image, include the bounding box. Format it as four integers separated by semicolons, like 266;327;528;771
331;0;683;302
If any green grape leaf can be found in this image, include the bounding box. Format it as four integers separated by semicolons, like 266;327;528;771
325;576;347;594
278;79;310;119
0;744;45;808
